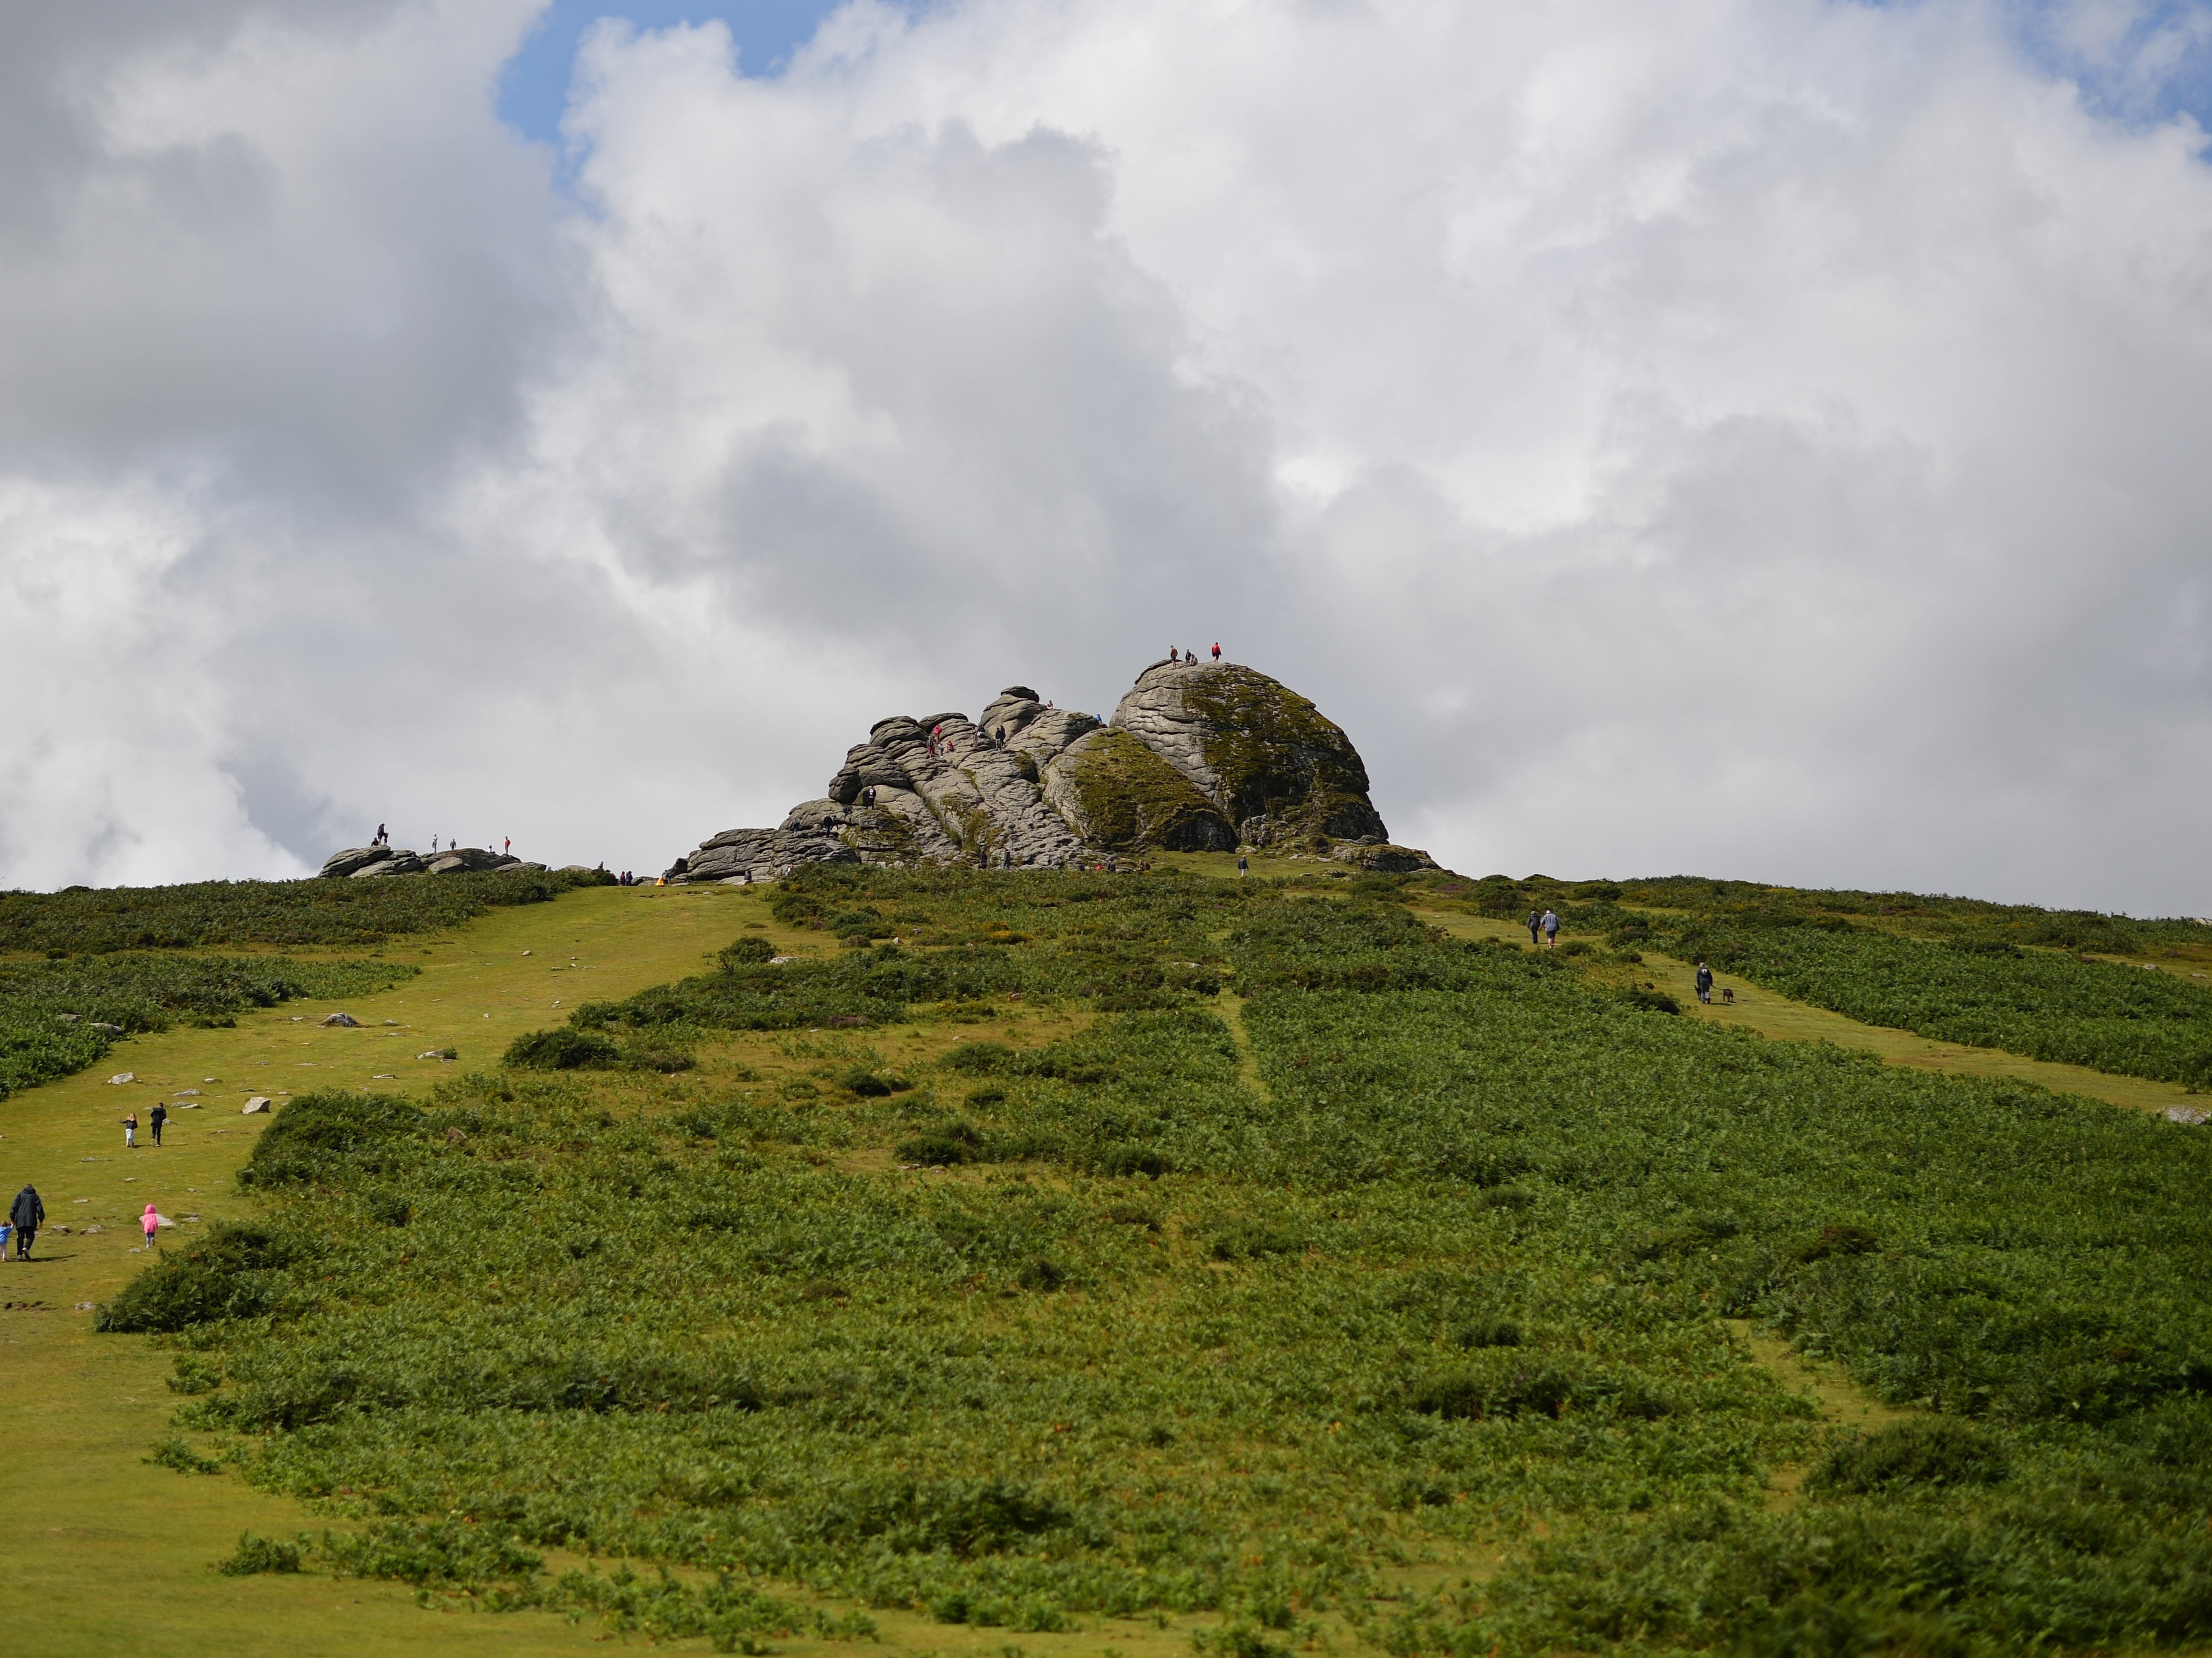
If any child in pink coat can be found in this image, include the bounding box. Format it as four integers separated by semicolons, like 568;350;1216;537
141;1205;160;1249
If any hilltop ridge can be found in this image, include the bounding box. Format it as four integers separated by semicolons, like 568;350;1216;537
667;657;1435;882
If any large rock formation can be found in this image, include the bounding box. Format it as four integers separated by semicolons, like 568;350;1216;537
1111;660;1388;846
666;659;1436;882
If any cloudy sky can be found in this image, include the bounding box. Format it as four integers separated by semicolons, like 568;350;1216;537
2;0;2209;911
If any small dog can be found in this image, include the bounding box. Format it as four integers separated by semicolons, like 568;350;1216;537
1721;987;1735;1005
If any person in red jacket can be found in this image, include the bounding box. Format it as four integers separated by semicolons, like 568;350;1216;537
1210;642;1221;660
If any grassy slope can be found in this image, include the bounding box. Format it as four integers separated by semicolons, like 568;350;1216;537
1404;904;2207;1118
0;884;777;1657
8;864;2212;1656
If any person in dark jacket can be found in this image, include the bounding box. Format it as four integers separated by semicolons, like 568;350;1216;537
149;1101;168;1147
1526;909;1542;946
10;1185;44;1258
1694;962;1715;1004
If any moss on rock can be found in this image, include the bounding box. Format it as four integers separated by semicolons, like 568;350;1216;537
1045;729;1236;852
1177;666;1387;841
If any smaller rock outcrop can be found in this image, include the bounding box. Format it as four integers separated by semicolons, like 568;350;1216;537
318;845;530;879
321;846;397;879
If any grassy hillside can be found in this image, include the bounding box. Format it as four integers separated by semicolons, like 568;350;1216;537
1429;874;2212;1092
0;866;608;955
71;864;2212;1657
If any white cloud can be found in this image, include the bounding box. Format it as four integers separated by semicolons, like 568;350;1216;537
2;0;2210;909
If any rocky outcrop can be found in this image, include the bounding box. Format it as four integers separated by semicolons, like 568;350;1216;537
665;662;1431;879
1110;661;1388;847
318;845;530;879
1041;728;1235;850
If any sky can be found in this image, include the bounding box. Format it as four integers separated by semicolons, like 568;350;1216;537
2;0;2211;913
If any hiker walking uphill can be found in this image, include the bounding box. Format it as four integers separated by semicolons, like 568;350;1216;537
10;1185;43;1258
1541;909;1560;948
1527;909;1543;946
148;1101;167;1147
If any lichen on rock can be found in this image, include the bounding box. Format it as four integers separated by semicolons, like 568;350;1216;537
1111;661;1388;846
1042;727;1236;852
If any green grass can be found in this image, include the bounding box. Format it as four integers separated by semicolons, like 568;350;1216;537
0;867;609;955
0;954;415;1097
79;867;2212;1656
1658;919;2212;1088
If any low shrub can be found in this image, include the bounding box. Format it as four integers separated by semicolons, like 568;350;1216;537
505;1028;620;1070
1808;1419;2009;1495
96;1223;293;1331
216;1533;303;1575
237;1091;423;1188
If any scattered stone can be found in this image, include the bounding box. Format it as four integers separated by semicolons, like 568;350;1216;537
89;1022;123;1035
179;1102;201;1110
319;1012;360;1028
2164;1105;2208;1125
84;1225;101;1235
174;1089;200;1097
106;1073;135;1085
55;1013;77;1023
1330;841;1440;874
242;1097;272;1115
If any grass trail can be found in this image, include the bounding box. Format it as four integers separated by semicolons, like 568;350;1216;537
1407;902;2206;1116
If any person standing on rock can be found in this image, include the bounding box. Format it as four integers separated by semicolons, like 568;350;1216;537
1541;909;1560;949
148;1101;167;1147
504;837;511;856
1211;642;1221;661
376;822;387;846
10;1185;42;1258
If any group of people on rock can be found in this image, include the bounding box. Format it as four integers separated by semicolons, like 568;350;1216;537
368;827;518;858
1167;644;1222;664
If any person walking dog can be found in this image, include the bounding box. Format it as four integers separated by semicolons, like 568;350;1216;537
1695;962;1715;1004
